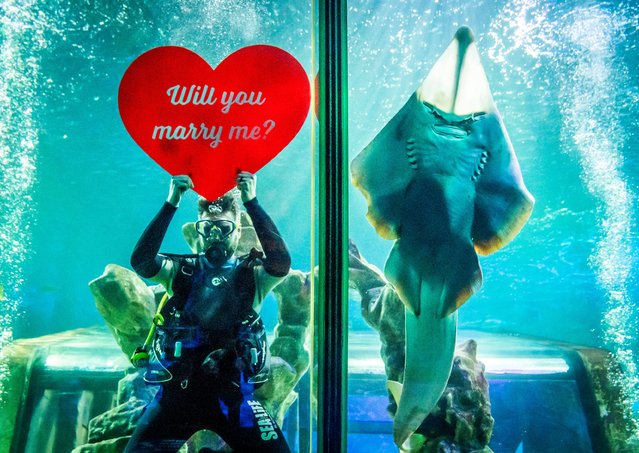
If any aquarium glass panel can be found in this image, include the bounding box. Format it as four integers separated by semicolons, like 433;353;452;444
0;1;316;452
347;1;639;452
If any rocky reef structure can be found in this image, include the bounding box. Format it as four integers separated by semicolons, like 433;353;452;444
81;230;492;452
572;347;639;453
3;235;638;451
349;241;494;453
411;340;494;453
74;213;311;452
261;269;312;423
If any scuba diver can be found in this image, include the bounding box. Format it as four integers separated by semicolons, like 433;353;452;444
125;171;292;453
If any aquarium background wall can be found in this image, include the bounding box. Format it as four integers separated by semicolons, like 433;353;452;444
2;0;639;451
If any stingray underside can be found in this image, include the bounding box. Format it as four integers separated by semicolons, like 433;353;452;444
350;26;534;448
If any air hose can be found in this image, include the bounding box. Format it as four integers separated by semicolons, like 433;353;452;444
130;292;170;367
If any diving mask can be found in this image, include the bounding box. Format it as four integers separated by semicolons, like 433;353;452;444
195;219;236;241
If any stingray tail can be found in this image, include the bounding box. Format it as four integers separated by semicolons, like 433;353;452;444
384;241;480;447
391;297;458;448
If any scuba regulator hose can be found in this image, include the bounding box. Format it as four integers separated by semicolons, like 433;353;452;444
131;292;170;367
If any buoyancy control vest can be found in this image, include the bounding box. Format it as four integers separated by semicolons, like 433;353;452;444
144;248;270;388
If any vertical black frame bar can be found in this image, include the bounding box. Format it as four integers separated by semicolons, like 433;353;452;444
317;0;348;452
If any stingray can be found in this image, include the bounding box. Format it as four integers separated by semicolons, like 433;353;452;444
351;26;534;448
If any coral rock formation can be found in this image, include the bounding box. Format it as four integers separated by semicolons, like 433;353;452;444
350;240;494;452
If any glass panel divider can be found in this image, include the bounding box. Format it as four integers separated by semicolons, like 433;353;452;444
317;0;349;452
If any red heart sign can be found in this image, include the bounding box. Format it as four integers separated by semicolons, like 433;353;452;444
119;45;310;200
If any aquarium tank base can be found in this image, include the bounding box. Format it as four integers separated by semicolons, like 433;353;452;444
0;327;636;452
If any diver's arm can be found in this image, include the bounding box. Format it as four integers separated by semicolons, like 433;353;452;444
237;171;291;278
130;201;176;279
130;175;193;283
244;198;291;277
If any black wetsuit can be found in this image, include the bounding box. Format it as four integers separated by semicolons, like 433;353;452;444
126;199;291;453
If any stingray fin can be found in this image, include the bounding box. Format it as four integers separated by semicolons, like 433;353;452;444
385;242;422;316
351;96;425;240
471;113;534;255
387;380;404;406
385;237;482;318
440;243;483;316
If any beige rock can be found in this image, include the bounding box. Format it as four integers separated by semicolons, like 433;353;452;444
270;337;309;376
116;370;158;406
272;270;311;327
255;357;298;425
275;324;308;342
87;397;148;443
71;436;131;453
177;430;231;452
88;265;155;358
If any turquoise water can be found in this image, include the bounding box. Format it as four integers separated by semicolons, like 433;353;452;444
347;0;639;420
1;0;639;446
0;0;314;339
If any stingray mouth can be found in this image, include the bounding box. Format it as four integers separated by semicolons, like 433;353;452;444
432;124;469;139
423;101;485;139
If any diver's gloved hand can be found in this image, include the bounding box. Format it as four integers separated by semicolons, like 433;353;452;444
236;171;256;203
167;175;194;207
